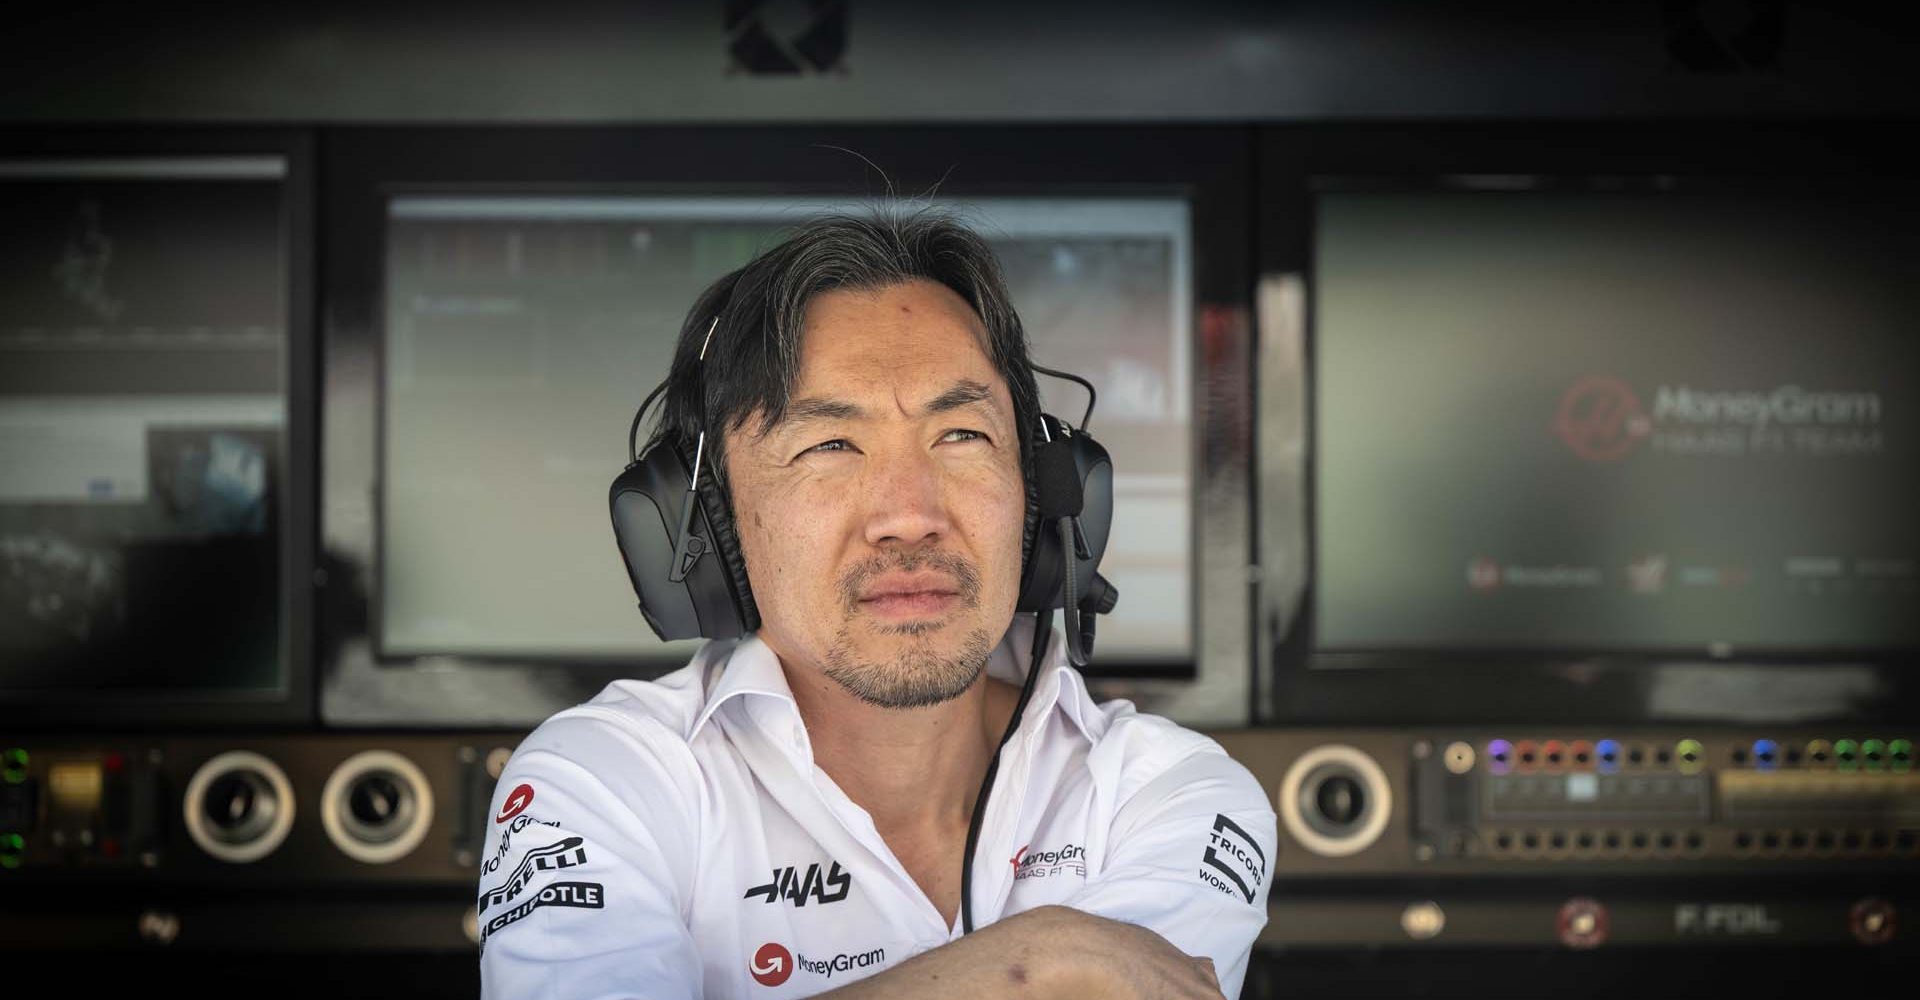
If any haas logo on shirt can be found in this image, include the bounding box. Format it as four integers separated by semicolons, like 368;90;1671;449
744;860;852;906
750;942;793;987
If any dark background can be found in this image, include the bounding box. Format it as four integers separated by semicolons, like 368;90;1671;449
4;1;1918;997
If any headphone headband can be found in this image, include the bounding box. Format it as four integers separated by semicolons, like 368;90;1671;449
610;316;1116;657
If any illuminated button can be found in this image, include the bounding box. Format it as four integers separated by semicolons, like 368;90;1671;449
1557;898;1609;949
1675;739;1705;775
1835;740;1859;770
48;762;104;813
1486;739;1513;775
1401;901;1445;940
1891;739;1913;772
1861;739;1887;770
1806;739;1834;768
1595;739;1621;774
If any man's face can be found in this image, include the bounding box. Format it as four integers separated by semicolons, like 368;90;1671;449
725;278;1026;709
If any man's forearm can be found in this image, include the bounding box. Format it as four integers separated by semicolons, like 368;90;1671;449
815;906;1100;1000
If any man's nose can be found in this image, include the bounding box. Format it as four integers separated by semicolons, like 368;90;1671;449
861;446;951;548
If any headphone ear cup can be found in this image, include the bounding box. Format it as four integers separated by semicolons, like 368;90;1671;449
1015;414;1114;613
694;477;761;634
610;437;754;640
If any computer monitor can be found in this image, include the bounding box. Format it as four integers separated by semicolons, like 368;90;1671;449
0;155;291;701
379;195;1194;666
1310;181;1918;658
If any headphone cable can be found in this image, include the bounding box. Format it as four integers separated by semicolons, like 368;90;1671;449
959;607;1052;935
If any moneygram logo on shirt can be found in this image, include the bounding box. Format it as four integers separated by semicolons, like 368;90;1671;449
750;942;886;987
1010;842;1086;880
1553;375;1884;462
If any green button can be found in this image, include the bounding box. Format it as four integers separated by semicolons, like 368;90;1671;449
0;854;19;870
1;769;23;785
2;749;24;767
2;834;21;850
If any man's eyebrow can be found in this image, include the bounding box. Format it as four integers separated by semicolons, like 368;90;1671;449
776;378;998;430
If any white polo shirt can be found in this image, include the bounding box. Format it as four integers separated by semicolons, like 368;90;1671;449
478;613;1275;998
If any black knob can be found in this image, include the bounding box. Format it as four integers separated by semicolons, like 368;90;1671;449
205;773;259;830
350;775;402;827
1314;775;1365;827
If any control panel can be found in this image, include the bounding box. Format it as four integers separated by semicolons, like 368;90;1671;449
1212;728;1917;950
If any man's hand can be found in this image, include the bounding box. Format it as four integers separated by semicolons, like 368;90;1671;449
1036;905;1226;1000
818;904;1224;1000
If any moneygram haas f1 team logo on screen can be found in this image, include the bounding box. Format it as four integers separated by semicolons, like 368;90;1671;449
1554;376;1652;462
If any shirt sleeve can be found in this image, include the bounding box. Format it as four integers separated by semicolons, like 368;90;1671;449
1056;748;1277;1000
478;714;704;1000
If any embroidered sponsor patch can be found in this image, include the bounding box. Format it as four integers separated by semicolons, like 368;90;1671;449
750;943;793;987
478;837;589;913
744;860;851;906
495;783;535;824
1010;843;1086;881
1199;813;1266;904
480;880;604;941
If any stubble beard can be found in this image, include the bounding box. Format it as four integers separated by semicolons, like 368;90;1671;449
821;549;996;709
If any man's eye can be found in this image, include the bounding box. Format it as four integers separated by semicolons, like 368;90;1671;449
942;429;988;444
800;439;852;457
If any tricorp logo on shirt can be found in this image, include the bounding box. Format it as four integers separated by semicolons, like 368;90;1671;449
750;942;793;987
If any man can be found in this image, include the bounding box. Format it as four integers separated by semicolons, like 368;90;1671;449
479;209;1275;998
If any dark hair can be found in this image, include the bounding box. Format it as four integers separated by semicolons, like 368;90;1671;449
640;206;1044;540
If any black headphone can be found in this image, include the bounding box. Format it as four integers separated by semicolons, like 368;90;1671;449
608;315;1119;664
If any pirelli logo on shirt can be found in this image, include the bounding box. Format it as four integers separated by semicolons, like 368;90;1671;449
479;836;590;914
1199;813;1266;905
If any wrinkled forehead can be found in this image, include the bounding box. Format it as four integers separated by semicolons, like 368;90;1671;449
762;280;1011;431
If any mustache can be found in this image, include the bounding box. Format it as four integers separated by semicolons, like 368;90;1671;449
837;549;982;613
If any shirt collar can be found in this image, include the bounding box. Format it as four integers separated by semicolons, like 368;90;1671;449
687;612;1093;746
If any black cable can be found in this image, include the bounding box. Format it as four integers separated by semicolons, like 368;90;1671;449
959;608;1052;934
1030;363;1097;432
627;378;669;465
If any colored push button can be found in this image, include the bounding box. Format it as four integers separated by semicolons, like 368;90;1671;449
1595;739;1622;774
1675;739;1706;775
1835;739;1860;771
2;748;26;786
1890;739;1913;772
0;831;23;869
1486;739;1514;775
1861;739;1888;771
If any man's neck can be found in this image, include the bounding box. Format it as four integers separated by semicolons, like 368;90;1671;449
782;661;1023;839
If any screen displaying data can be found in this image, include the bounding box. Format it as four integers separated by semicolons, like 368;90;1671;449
0;157;287;694
1313;188;1919;654
383;196;1192;662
